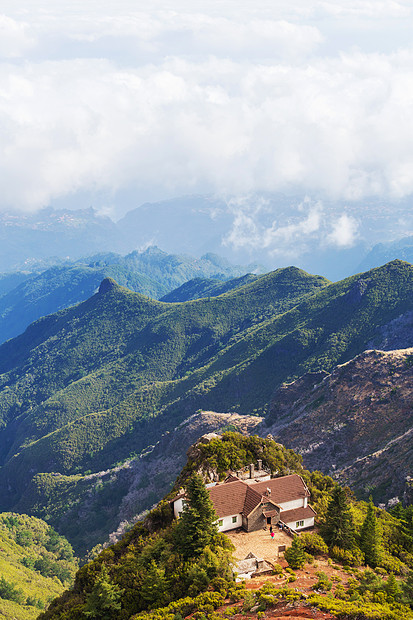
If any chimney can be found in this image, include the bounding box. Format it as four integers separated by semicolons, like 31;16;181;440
266;487;271;496
257;459;262;471
249;463;255;479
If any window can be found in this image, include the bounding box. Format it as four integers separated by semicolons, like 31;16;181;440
296;520;304;528
218;519;223;527
232;516;237;524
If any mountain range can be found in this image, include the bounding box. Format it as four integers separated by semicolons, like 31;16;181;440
2;195;413;281
0;259;412;554
0;247;258;345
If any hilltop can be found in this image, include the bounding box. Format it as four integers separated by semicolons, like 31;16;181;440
37;433;413;620
0;260;412;552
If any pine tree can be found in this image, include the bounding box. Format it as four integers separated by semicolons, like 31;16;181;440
385;572;400;601
174;473;218;560
284;536;306;569
402;570;413;605
322;485;355;550
140;560;168;607
83;565;124;619
359;498;382;567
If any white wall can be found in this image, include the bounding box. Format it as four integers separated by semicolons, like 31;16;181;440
284;516;314;531
173;498;184;518
216;513;242;532
278;498;304;512
174;500;242;533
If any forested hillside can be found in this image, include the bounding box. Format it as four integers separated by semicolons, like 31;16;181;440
0;512;78;620
0;260;412;553
0;247;253;344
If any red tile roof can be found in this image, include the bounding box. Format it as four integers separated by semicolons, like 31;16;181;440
253;474;310;504
224;474;241;484
280;505;316;524
172;473;312;522
207;480;262;518
243;485;263;517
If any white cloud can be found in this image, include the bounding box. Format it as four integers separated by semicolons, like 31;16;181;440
0;15;35;58
326;214;359;248
2;50;413;211
0;2;413;215
223;197;324;256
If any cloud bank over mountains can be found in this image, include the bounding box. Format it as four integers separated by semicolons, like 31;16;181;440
1;1;413;221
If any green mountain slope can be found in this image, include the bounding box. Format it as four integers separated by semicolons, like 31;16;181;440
0;512;78;620
0;267;328;549
1;260;413;552
0;247;253;344
160;274;261;302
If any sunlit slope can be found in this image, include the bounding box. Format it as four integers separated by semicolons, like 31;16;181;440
0;512;77;620
0;267;328;509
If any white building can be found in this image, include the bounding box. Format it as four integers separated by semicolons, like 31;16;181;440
172;472;316;533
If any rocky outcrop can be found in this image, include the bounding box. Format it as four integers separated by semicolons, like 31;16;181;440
262;348;413;502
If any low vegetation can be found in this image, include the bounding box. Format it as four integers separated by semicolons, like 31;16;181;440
0;512;78;619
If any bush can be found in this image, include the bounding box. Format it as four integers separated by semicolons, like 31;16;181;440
227;582;246;602
272;563;283;575
330;545;364;567
299;532;328;556
379;553;408;576
242;591;255;611
0;576;25;604
313;571;332;591
15;529;33;547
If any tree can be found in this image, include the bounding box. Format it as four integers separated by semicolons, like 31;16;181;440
174;474;218;560
322;485;355;550
385;572;400;601
140;560;168;607
284;536;306;569
83;565;124;619
359;498;382;567
402;570;413;606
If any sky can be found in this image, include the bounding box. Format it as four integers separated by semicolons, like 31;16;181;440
1;0;413;231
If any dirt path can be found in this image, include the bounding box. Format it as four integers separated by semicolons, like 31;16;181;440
226;527;293;563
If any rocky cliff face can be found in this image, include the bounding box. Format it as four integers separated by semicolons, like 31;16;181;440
22;410;261;553
262;348;413;503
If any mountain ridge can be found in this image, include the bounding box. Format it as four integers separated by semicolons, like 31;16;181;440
0;260;412;551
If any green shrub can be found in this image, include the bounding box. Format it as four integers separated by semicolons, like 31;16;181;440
379;553;407;576
242;591;255;611
0;575;25;604
299;532;328;555
272;563;283;575
227;582;246;602
312;571;332;591
330;545;364;567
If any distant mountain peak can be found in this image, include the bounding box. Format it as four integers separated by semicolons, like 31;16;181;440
98;277;119;294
